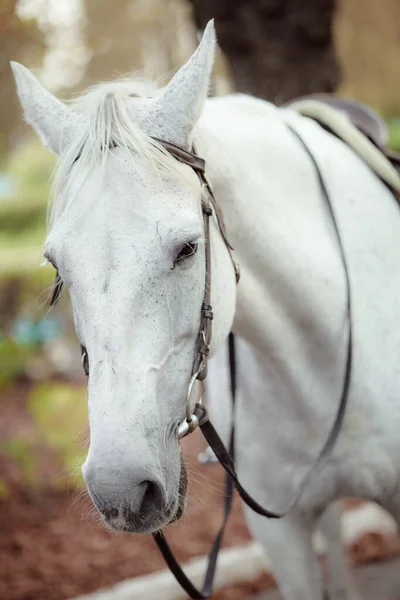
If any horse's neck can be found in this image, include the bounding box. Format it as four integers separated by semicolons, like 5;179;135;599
196;95;347;372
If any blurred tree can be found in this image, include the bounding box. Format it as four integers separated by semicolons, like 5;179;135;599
188;0;340;104
83;0;142;84
82;0;180;87
336;0;400;116
0;0;45;162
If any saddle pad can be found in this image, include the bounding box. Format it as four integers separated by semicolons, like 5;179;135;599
287;99;400;194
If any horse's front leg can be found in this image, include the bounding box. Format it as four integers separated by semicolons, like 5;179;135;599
244;505;324;600
319;501;361;600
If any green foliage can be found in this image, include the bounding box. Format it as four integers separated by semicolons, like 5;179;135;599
6;137;56;195
0;383;87;492
0;479;9;499
0;138;55;320
0;136;64;391
3;436;39;486
0;235;49;282
388;119;400;152
0;337;35;391
28;383;88;488
0;195;46;236
1;137;55;238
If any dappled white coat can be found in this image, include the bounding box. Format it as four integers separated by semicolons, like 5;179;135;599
201;92;400;510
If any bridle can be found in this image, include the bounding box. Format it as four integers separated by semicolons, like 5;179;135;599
153;140;240;438
49;128;353;599
50;138;240;436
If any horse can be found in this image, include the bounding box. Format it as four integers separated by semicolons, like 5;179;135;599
12;20;400;600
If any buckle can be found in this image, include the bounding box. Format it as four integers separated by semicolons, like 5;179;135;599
202;303;213;320
177;413;199;439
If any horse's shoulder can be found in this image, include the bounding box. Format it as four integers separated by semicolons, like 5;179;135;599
205;93;279;121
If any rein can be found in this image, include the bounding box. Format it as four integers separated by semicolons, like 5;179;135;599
49;129;352;599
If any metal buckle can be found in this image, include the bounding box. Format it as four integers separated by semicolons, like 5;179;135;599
200;330;210;352
177;412;199;440
186;370;203;414
177;370;203;439
193;354;208;382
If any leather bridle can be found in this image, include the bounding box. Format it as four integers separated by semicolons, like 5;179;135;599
49;129;353;599
152;139;240;437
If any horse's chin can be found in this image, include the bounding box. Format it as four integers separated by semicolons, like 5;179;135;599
168;457;188;524
101;510;178;534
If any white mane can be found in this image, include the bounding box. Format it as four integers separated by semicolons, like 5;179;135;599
49;77;193;231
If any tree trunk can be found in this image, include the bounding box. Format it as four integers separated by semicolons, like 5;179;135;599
188;0;340;104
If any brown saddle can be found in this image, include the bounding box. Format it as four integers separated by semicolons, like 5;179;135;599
289;93;400;175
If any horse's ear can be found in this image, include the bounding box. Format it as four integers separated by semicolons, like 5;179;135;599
11;62;72;155
153;20;216;147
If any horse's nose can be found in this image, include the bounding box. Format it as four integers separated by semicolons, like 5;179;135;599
82;460;167;532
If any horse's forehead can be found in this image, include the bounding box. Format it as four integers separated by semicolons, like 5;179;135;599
46;150;202;277
85;153;198;215
50;201;201;283
65;198;199;251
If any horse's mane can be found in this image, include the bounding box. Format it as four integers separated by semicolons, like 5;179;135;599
49;77;193;231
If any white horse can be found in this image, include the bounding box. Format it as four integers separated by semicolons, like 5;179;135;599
12;21;400;600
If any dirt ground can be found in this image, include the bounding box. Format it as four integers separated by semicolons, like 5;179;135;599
1;383;400;600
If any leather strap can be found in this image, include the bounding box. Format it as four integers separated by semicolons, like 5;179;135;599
154;140;239;386
193;194;213;381
154;139;206;174
153;466;234;599
155;138;237;256
152;333;237;599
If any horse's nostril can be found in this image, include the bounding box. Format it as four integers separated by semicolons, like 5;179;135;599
139;479;165;514
103;506;119;520
83;458;168;528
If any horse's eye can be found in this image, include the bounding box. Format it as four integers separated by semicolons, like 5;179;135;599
81;347;89;377
174;242;198;267
45;256;58;271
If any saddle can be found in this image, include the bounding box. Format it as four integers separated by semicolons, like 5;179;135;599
286;93;400;183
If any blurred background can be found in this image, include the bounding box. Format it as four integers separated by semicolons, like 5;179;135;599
1;1;400;599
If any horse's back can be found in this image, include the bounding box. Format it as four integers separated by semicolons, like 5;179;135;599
209;95;400;423
204;96;400;503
